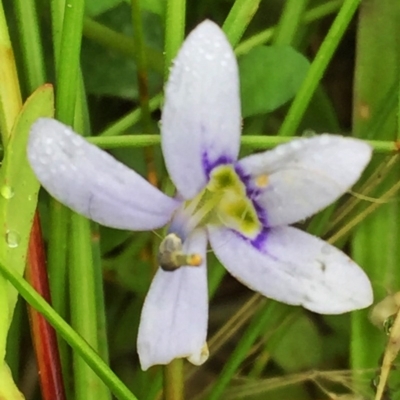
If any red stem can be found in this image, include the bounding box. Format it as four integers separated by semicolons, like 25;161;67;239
25;211;66;400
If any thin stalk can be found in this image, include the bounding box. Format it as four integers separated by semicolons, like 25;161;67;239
163;0;186;394
13;0;46;92
88;134;400;154
131;0;158;187
222;0;261;47
164;0;185;79
235;0;344;56
0;259;138;400
90;223;109;365
99;94;162;137
272;0;309;46
55;0;85;125
70;214;110;400
163;359;184;400
278;0;361;136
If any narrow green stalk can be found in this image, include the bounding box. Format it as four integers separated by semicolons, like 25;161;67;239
163;0;186;392
55;0;85;124
163;359;184;400
0;259;138;400
47;201;69;362
222;0;261;47
131;0;155;135
272;0;309;46
13;0;46;92
278;0;361;136
88;134;400;154
0;0;22;142
50;0;65;56
91;223;109;365
99;94;162;137
235;0;343;56
164;0;185;79
70;214;110;400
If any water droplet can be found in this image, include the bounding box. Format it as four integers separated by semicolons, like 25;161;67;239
321;244;331;255
319;135;331;145
302;129;316;138
275;147;286;156
72;136;81;147
290;140;302;150
1;185;14;199
6;230;21;248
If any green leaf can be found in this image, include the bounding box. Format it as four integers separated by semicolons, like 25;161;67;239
271;313;322;372
239;45;310;117
0;84;54;360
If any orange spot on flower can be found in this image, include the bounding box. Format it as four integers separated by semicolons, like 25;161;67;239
255;174;269;188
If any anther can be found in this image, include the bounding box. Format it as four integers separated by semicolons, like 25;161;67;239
158;233;203;272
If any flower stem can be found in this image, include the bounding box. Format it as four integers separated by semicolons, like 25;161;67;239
163;359;184;400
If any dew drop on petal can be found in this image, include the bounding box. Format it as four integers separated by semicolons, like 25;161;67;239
275;147;286;156
1;185;14;199
6;230;21;248
72;136;82;147
321;244;331;255
319;135;331;145
289;140;303;150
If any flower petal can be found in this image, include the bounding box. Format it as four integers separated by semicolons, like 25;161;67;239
237;135;372;227
162;20;241;199
28;118;180;230
208;225;373;314
137;229;208;370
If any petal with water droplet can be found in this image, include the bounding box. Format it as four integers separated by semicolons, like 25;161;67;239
28;118;180;231
208;225;373;314
137;229;208;369
162;20;241;199
236;135;372;227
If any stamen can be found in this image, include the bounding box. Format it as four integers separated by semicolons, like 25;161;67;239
158;233;203;272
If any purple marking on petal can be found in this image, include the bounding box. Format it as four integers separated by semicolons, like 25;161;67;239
202;151;233;178
234;163;268;227
232;227;269;252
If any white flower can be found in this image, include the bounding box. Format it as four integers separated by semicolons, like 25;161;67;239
27;20;373;371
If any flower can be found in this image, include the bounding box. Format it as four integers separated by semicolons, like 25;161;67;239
27;20;373;371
